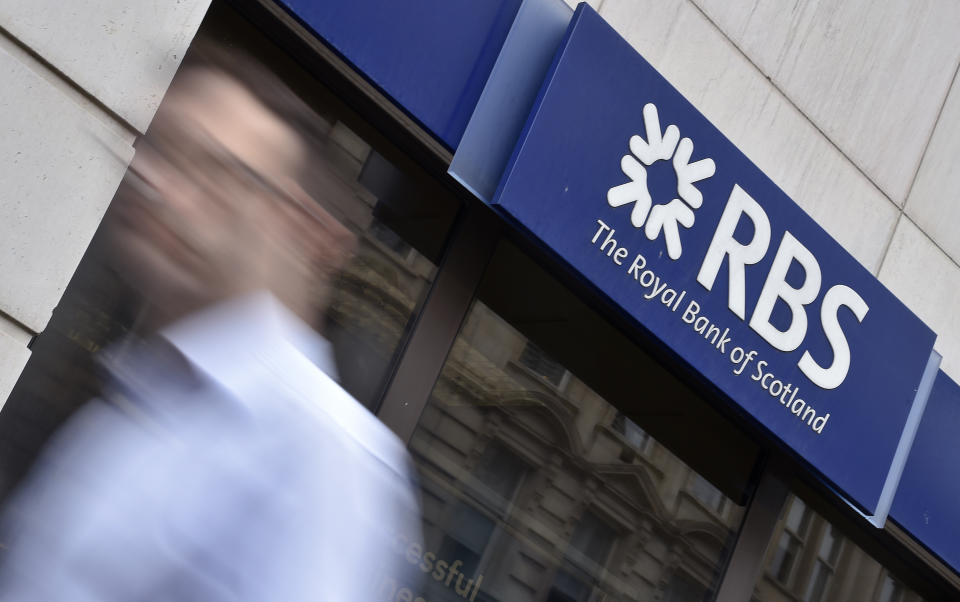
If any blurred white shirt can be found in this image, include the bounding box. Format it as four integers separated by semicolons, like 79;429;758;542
0;292;421;601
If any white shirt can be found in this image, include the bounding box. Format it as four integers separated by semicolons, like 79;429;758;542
0;293;422;601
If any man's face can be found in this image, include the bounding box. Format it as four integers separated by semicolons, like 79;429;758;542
106;70;308;322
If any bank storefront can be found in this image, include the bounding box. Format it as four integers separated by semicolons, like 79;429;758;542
1;1;958;601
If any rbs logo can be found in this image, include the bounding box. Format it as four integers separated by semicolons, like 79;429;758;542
697;186;869;390
607;103;715;260
608;103;868;391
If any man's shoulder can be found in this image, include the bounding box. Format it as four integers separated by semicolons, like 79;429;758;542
284;360;413;478
160;293;415;478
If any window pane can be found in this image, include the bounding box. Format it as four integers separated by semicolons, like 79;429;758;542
768;532;802;584
447;502;497;555
758;495;926;602
663;572;711;602
804;561;832;602
785;497;811;536
547;570;591;602
517;341;568;387
818;525;841;565
472;442;528;507
690;475;726;514
409;294;747;602
569;511;617;567
877;574;904;602
612;412;653;454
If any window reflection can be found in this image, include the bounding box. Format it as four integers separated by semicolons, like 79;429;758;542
546;569;590;602
758;495;925;602
876;573;906;602
689;475;727;515
612;413;654;456
768;497;812;586
663;573;710;602
517;342;569;388
410;300;745;601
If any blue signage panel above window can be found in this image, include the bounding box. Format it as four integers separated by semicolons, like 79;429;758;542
491;5;936;514
276;0;522;148
891;371;960;573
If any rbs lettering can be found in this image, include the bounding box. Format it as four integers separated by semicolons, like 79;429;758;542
697;185;869;390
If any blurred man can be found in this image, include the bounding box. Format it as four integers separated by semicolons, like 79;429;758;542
0;45;421;601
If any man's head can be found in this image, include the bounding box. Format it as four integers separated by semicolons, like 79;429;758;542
106;50;354;328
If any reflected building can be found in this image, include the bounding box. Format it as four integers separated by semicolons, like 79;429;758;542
756;496;925;602
408;301;743;602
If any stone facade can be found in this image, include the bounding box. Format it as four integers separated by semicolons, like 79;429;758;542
409;302;742;601
0;0;211;404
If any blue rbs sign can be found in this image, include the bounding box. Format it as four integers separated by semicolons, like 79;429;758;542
492;5;936;513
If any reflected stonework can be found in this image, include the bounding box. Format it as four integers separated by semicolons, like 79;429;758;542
409;301;745;602
756;496;925;602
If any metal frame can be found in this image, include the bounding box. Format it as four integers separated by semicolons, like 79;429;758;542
376;200;502;443
713;459;790;602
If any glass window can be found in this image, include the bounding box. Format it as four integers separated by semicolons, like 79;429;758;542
406;242;754;602
612;412;654;456
663;572;710;602
546;569;591;602
876;573;905;602
768;497;813;586
758;495;926;602
803;525;843;602
786;497;814;535
470;442;528;513
689;475;727;515
568;511;617;568
517;341;568;388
